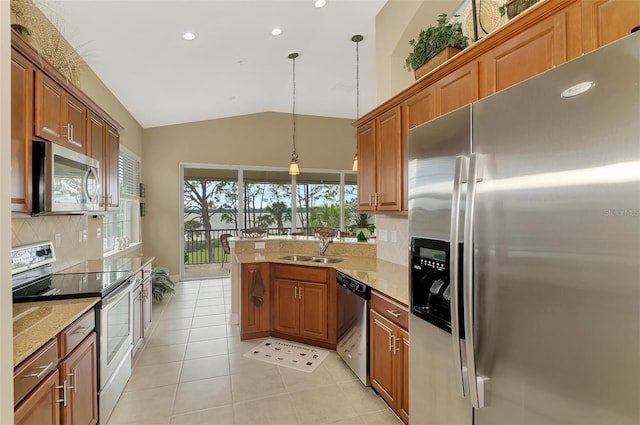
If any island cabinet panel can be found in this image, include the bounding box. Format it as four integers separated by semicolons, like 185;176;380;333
14;369;61;425
582;0;640;52
240;262;271;340
273;278;300;335
356;120;377;212
11;49;34;213
434;61;479;116
298;282;328;341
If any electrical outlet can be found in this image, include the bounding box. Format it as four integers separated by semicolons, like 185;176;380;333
79;231;83;243
391;230;397;243
255;242;265;249
97;227;102;239
55;234;62;247
82;229;88;242
378;229;388;242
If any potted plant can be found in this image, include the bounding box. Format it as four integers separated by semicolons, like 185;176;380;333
151;267;176;302
348;214;375;242
405;13;469;80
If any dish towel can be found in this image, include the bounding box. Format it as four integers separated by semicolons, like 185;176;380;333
251;270;265;306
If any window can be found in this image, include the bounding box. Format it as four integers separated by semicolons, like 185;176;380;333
103;148;141;253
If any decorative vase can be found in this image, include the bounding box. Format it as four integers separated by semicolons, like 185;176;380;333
414;46;463;80
505;0;542;19
355;228;370;242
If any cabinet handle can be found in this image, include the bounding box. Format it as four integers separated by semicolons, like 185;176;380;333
57;380;68;407
67;370;77;393
388;333;394;352
299;287;303;299
394;336;401;354
376;193;382;206
72;326;91;336
294;286;298;299
368;193;372;206
25;362;54;379
385;309;401;318
64;124;71;141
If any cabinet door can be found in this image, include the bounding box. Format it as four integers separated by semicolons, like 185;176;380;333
132;284;143;357
356;120;376;212
298;281;328;341
370;309;396;408
65;95;87;153
142;279;153;335
60;332;97;425
273;279;299;336
35;72;66;144
403;86;436;130
434;61;479;116
11;50;33;213
87;113;106;208
376;106;403;211
396;328;410;424
14;369;61;425
241;263;271;338
582;0;640;53
106;126;120;209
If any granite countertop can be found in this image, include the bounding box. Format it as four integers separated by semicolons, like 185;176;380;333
234;252;409;305
59;256;155;274
13;298;100;367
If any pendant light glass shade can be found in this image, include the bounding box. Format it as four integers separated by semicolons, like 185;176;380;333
288;52;300;175
351;34;363;172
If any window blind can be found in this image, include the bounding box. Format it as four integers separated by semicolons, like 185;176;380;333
119;151;140;197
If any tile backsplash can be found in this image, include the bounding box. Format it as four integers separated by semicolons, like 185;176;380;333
12;215;89;272
375;215;409;267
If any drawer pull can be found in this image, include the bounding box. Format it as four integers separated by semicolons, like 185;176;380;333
72;326;91;336
386;309;401;318
25;362;54;379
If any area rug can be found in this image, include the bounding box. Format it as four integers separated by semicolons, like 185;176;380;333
243;338;330;373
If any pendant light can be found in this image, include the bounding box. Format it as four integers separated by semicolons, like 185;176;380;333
288;52;300;176
351;34;363;172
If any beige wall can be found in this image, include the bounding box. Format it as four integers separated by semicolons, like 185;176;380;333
142;112;356;273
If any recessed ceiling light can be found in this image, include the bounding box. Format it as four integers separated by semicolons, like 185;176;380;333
183;32;196;41
314;0;327;8
271;28;283;36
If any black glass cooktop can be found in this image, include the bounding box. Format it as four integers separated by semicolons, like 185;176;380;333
12;271;130;302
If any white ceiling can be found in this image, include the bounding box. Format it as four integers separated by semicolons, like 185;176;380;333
38;0;387;129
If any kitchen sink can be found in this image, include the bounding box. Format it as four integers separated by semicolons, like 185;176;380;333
279;255;344;264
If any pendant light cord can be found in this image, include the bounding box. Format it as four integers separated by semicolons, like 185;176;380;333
291;53;297;159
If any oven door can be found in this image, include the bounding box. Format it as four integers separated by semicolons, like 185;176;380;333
99;278;133;389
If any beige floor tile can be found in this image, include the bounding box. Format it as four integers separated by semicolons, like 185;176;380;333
192;313;226;328
324;416;366;425
229;351;278;376
135;343;187;367
279;363;337;393
323;353;360;382
337;379;388;415
188;324;227;342
162;308;196;319
108;384;176;425
360;409;404;425
227;324;241;337
172;376;233;415
171;293;199;302
185;338;229;359
156;317;193;331
170;405;235;425
290;384;358;425
125;361;182;391
194;304;226;316
146;329;190;347
232;393;299;424
230;367;287;402
196;297;226;307
196;291;225;300
227;336;265;354
166;300;197;310
180;354;230;382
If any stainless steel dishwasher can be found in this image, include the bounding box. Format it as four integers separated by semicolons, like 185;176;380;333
336;270;371;386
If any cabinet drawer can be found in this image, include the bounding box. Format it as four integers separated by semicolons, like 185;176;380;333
58;309;95;358
371;291;408;330
14;338;58;406
132;270;143;290
273;264;328;283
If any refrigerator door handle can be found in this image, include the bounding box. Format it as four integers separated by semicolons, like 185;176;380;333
463;153;489;409
449;155;468;398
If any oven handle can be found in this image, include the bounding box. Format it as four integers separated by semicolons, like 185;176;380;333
449;155;467;399
102;277;133;306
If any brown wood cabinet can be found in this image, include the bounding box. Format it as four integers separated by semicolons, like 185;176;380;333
273;275;328;342
240;263;272;339
35;71;87;153
370;292;409;424
87;112;120;210
14;309;97;425
355;0;634;214
11;49;34;213
356;106;404;212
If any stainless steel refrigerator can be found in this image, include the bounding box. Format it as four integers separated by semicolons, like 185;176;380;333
408;32;640;425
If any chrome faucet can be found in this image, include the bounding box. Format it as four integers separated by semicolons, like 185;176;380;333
315;227;337;256
319;237;332;256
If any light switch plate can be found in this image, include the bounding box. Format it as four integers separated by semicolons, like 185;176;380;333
391;230;397;243
55;234;62;247
255;242;265;249
378;229;388;242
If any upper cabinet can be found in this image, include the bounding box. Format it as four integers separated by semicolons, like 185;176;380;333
88;112;120;210
35;71;87;153
354;0;637;214
11;49;34;213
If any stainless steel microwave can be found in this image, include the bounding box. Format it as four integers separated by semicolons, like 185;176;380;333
32;141;101;214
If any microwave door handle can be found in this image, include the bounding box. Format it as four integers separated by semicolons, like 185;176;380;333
463;153;489;409
449;155;468;398
82;167;99;203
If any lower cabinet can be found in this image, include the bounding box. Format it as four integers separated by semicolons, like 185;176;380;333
132;280;144;357
132;264;153;358
240;262;271;339
273;279;328;341
14;309;98;425
370;292;409;424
